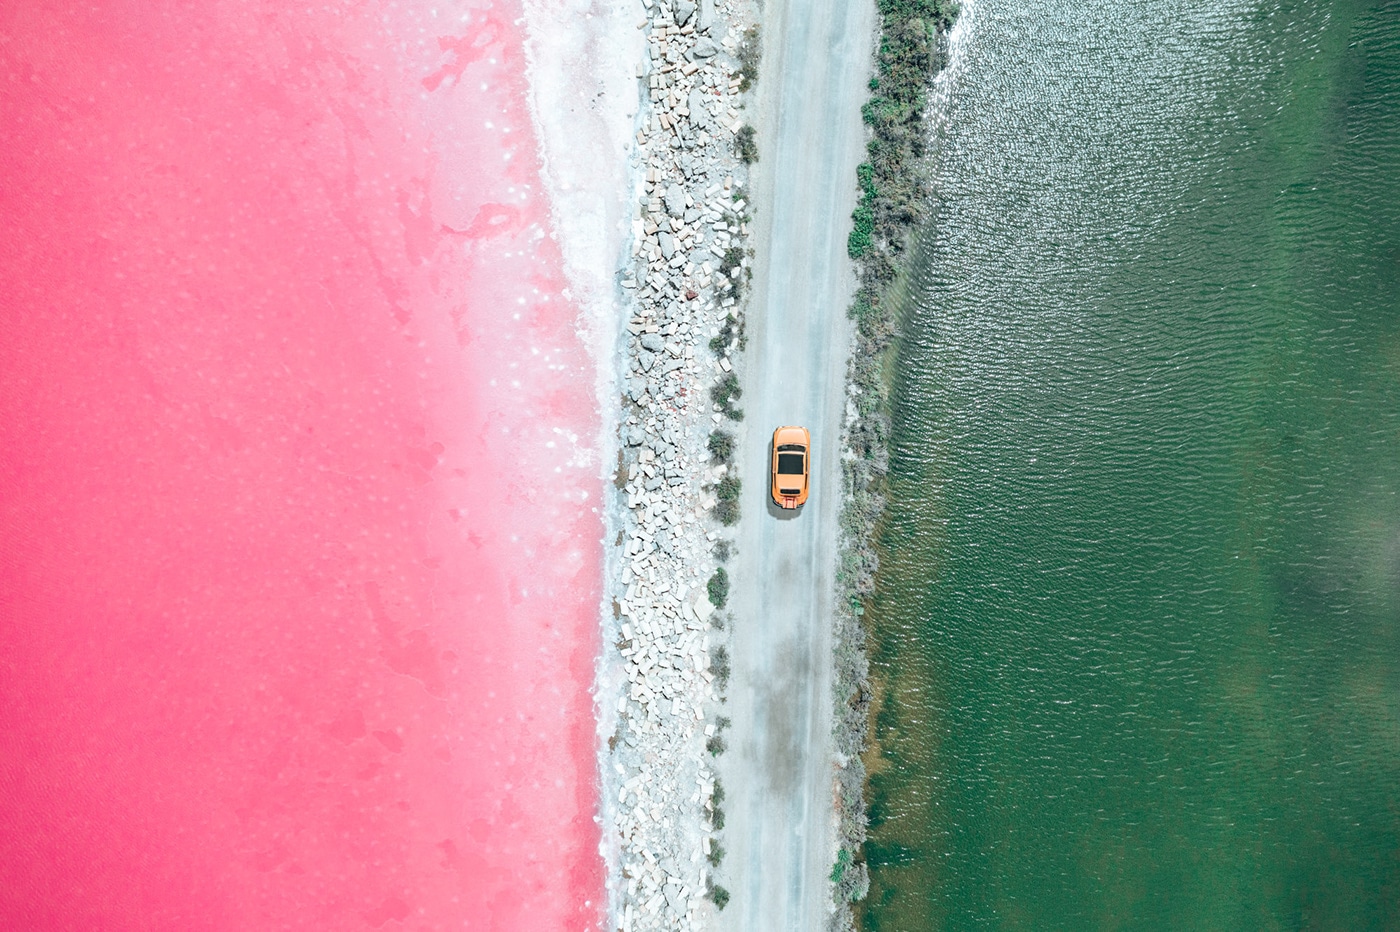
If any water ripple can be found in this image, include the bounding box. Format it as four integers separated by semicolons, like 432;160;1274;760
862;0;1400;927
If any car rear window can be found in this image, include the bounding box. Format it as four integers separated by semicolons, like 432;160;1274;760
777;453;804;475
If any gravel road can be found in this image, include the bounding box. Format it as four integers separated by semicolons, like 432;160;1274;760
715;0;875;927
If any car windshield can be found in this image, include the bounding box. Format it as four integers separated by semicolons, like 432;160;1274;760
777;453;805;475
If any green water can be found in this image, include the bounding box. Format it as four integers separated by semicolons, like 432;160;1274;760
861;1;1400;929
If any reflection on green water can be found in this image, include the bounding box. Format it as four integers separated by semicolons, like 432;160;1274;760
861;0;1400;928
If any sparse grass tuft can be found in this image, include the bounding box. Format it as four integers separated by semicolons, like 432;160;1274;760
614;450;628;489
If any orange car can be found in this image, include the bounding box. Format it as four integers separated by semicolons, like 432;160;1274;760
770;426;811;509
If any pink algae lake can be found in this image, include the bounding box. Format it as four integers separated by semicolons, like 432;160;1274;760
0;2;605;928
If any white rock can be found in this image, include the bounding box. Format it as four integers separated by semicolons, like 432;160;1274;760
691;596;714;623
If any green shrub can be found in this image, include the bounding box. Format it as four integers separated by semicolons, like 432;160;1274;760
717;246;748;301
707;839;725;866
708;881;730;910
830;847;851;883
737;25;760;91
735;125;758;164
713;475;742;525
848;293;873;322
718;247;744;278
711;644;730;689
714;498;740;526
708;430;735;463
852;201;875;235
706;733;727;755
708;312;741;355
705;312;739;355
711;372;743;421
848;200;876;259
707;567;730;608
848;227;872;259
857;162;877;197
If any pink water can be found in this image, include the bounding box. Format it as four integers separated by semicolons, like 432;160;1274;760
0;2;604;928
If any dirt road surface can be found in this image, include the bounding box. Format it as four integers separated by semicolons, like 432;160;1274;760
715;0;875;928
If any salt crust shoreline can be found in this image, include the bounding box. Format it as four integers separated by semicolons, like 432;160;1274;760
525;0;762;928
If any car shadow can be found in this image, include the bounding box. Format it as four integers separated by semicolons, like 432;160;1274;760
767;496;803;520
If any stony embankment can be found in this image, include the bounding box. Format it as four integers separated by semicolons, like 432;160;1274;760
827;1;961;929
600;0;760;929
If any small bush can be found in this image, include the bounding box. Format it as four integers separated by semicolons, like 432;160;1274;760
857;161;877;197
718;247;744;279
852;201;874;233
834;857;870;904
712;309;745;351
707;567;730;608
847;200;875;259
716;236;751;302
709;311;741;355
711;372;743;421
711;644;730;689
708;430;735;463
707;839;725;866
848;293;873;322
713;475;742;525
735;125;758;164
714;539;732;563
708;881;730;910
848;227;872;259
830;847;851;883
706;733;727;755
711;805;726;831
736;25;760;91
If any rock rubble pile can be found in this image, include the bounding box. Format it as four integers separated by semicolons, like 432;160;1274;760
602;0;759;929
